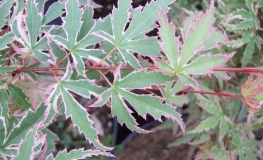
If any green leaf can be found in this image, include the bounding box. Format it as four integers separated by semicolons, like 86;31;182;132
78;6;94;41
59;85;112;151
26;0;42;47
114;70;175;89
241;40;254;67
0;89;9;118
0;66;16;75
0;117;7;146
117;88;185;132
219;117;228;139
60;80;104;98
157;4;233;89
192;115;221;133
2;103;46;148
178;6;215;68
13;127;38;160
12;0;51;64
43;1;64;25
0;0;15;28
95;0;173;68
50;149;113;160
7;84;31;110
168;134;196;147
158;10;179;68
0;33;13;50
110;88;148;133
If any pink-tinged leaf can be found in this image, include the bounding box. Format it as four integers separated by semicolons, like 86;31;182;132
241;73;263;112
59;85;112;151
178;2;216;68
93;0;174;69
157;1;233;90
179;53;229;75
117;88;185;133
111;88;148;133
2;103;46;148
47;148;113;160
177;73;200;91
158;9;179;69
13;126;38;160
40;128;59;158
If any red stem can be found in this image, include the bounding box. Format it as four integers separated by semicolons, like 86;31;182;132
181;89;241;99
13;66;263;73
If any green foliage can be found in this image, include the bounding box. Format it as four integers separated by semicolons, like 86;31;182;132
0;0;263;159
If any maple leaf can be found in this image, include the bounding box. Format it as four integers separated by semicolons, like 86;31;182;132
51;0;110;76
94;68;186;133
157;1;235;90
46;66;112;151
93;0;174;69
11;0;53;64
241;73;263;112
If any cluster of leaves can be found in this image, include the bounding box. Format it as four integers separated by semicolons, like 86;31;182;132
162;0;263;159
217;0;263;67
0;0;262;159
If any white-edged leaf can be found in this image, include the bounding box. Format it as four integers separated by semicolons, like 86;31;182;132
41;128;59;157
0;117;7;146
13;126;38;160
2;103;46;148
117;88;185;133
0;0;15;28
59;85;112;151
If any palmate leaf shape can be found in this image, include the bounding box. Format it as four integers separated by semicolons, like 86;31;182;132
51;0;110;76
157;1;234;90
47;66;112;151
93;0;174;69
11;0;52;64
94;68;185;133
241;73;263;112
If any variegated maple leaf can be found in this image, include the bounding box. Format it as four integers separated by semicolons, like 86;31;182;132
46;65;112;151
157;1;234;90
241;73;263;112
94;67;185;133
51;0;110;76
93;0;175;69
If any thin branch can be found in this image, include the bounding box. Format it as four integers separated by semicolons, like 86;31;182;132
181;89;241;99
94;46;117;68
97;70;113;87
55;51;71;67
